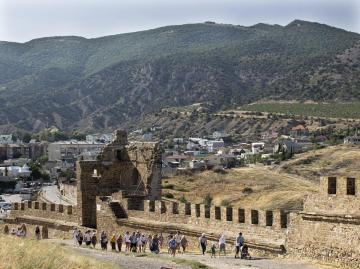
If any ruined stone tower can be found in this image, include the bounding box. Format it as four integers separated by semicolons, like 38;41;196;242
76;130;162;228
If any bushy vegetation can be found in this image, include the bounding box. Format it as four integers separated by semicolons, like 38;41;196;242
163;193;174;199
29;161;50;181
203;193;213;207
241;102;360;119
220;199;231;207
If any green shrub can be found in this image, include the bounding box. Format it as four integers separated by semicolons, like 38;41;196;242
179;195;188;203
163;193;174;199
203;193;213;207
220;199;231;207
242;187;253;194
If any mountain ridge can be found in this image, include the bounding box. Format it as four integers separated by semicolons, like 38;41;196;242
0;20;359;133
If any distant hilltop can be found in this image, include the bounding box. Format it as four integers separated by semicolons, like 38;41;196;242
0;20;359;133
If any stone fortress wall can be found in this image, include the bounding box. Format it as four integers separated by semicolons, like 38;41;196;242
5;130;360;268
287;176;360;268
10;201;76;223
95;194;289;253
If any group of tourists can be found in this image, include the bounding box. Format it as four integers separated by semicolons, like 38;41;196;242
72;228;166;254
72;228;98;248
72;227;249;259
7;225;26;237
167;231;189;257
200;232;248;259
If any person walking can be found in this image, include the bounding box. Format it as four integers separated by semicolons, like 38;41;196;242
130;232;137;252
174;231;181;254
91;231;97;248
124;231;131;252
158;232;164;249
147;234;153;252
151;234;160;254
35;226;41;240
136;233;143;253
235;232;245;259
77;230;83;246
117;234;123;252
110;234;117;251
211;243;217;258
219;234;226;256
168;235;177;257
180;235;188;253
85;230;92;247
198;233;207;255
100;231;108;250
140;234;147;252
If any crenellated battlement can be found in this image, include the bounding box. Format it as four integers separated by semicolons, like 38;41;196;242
10;201;77;223
91;197;289;251
122;199;289;230
304;175;360;215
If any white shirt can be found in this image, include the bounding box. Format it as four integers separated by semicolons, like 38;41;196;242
84;233;91;242
124;234;130;243
219;235;226;245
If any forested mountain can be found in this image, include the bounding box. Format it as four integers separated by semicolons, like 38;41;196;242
0;20;359;132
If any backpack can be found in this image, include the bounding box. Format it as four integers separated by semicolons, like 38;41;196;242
169;239;176;249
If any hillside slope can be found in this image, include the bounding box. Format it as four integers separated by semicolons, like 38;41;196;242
0;20;359;132
164;145;360;211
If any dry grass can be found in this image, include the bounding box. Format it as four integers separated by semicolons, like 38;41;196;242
165;145;360;211
0;234;120;269
277;144;360;180
164;166;317;210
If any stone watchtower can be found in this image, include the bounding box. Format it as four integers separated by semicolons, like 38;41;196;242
76;130;162;228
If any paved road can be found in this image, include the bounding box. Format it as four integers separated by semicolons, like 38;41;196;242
1;194;22;203
0;194;22;219
50;239;333;269
41;186;74;205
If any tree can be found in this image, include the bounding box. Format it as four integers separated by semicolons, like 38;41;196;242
29;161;50;181
22;133;32;143
60;169;76;180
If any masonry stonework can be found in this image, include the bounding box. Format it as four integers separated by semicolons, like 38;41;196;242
5;131;360;268
287;176;360;268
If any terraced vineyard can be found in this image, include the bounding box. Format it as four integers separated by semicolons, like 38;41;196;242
240;102;360;119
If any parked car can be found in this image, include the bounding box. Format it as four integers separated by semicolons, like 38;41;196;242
0;203;11;211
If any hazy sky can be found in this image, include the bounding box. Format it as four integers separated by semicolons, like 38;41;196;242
1;0;359;42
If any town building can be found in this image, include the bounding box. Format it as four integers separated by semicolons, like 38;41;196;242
251;142;265;154
86;133;114;143
0;135;13;144
344;135;360;145
0;164;31;178
290;124;309;138
47;141;106;162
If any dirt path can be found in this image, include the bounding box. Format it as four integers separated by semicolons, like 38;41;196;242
72;247;191;269
173;252;333;269
50;239;336;269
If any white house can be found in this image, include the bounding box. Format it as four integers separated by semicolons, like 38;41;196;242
206;140;225;152
251;142;265;154
0;164;31;177
344;136;360;145
0;135;13;144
